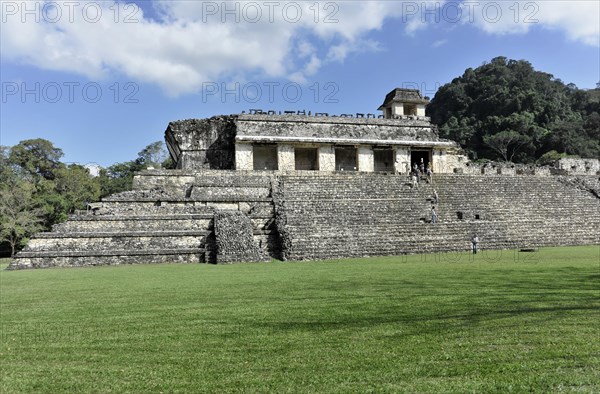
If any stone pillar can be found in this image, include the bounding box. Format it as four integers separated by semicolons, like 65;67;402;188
357;146;374;172
432;149;446;173
391;102;404;116
277;144;295;172
416;105;426;117
318;145;335;172
395;147;410;174
235;143;253;171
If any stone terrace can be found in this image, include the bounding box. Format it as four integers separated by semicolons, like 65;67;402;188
276;173;600;260
8;170;600;268
9;170;278;269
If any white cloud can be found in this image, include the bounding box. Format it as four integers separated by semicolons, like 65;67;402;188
326;39;383;63
304;55;322;76
297;41;316;59
1;1;597;96
465;0;599;46
1;1;413;96
536;1;600;46
432;39;448;48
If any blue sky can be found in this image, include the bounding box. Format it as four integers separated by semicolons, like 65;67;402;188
1;0;599;167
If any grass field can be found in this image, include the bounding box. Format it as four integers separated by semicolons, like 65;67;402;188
1;246;599;393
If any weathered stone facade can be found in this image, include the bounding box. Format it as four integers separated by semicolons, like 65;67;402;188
9;167;599;269
166;89;464;175
214;211;270;264
165;116;237;170
554;158;600;176
7;88;600;269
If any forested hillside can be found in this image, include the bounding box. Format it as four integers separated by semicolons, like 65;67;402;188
427;56;600;163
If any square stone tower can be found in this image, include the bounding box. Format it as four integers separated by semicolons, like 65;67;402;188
378;88;429;118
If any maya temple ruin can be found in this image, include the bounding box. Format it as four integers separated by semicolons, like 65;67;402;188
8;88;600;269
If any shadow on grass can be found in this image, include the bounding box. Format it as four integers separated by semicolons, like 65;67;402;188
250;304;599;337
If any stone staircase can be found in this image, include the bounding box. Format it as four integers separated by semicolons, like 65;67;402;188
9;170;277;269
276;173;600;260
8;170;600;268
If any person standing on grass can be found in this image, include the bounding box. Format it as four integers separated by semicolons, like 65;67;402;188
472;234;479;254
431;206;438;224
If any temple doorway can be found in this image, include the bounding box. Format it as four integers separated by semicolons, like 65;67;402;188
335;146;357;171
253;144;278;170
295;147;318;170
374;148;395;172
411;149;432;170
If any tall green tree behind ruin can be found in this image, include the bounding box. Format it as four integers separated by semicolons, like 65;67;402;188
0;139;171;256
427;56;600;163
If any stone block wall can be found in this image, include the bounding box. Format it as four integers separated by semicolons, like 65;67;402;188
556;158;600;175
236;114;438;141
357;147;374;172
318;146;336;171
213;211;271;264
166;116;237;170
277;144;295;171
447;159;600;177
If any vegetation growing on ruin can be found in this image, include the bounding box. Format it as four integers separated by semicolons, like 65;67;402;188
427;56;600;163
1;246;599;392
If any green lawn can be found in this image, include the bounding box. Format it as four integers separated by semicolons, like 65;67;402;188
1;246;599;393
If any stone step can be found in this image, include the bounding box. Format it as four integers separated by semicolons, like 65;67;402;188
192;176;271;188
96;200;274;214
9;248;205;269
53;215;273;233
190;188;270;199
279;170;600;261
34;230;208;238
103;196;273;203
67;213;215;221
55;219;210;233
285;225;598;239
285;239;599;261
24;233;207;252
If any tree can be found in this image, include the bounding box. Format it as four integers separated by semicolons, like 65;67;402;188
483;131;531;162
537;150;571;165
137;141;169;168
97;141;172;197
0;181;44;256
427;57;599;162
97;160;144;197
8;139;64;181
54;164;101;212
0;146;16;185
